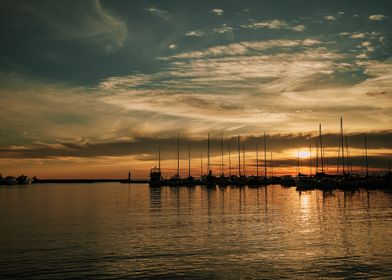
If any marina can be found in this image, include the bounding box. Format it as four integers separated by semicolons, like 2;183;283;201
1;1;391;279
6;118;389;191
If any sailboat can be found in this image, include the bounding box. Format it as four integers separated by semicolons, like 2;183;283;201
200;133;216;187
168;133;183;186
248;143;264;186
185;144;197;186
149;146;163;187
217;133;230;187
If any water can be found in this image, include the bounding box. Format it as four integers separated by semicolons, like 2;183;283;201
0;184;391;279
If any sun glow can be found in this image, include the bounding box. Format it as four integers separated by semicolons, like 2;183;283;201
298;150;311;158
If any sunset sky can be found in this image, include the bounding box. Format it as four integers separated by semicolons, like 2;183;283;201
0;0;391;178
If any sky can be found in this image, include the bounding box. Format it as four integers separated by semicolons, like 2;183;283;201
0;0;391;178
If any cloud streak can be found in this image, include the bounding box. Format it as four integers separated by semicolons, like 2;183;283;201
241;19;305;32
211;8;224;16
368;14;388;21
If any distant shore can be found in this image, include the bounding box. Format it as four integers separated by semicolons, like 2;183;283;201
32;178;149;184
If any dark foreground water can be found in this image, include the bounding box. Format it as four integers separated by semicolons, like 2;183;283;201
0;184;391;279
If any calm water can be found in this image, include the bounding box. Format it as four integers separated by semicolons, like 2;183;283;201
0;184;391;279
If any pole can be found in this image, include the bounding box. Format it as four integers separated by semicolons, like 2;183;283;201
177;132;180;176
221;133;224;175
345;135;351;174
319;124;324;173
256;143;259;177
341;117;345;175
207;133;210;173
264;132;267;178
309;144;312;176
188;144;191;178
158;146;161;170
228;144;232;177
243;144;246;177
238;134;241;176
200;153;203;177
365;135;369;176
316;139;319;173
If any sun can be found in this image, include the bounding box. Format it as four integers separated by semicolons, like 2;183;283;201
298;151;311;158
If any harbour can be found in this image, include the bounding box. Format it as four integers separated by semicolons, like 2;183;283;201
2;118;390;191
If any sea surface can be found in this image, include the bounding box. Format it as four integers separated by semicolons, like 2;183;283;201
0;183;391;279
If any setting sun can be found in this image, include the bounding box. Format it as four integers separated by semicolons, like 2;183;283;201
298;151;311;158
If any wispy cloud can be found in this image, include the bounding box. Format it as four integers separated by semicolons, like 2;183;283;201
94;34;392;136
350;33;366;39
214;24;234;34
15;0;128;51
339;32;381;40
211;8;224;16
243;19;287;29
324;15;337;21
241;19;305;32
368;14;388;21
164;39;320;60
146;6;170;20
289;24;305;32
185;30;204;37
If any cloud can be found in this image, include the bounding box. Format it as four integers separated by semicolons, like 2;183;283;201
289;24;305;32
368;14;387;21
94;36;392;137
242;19;287;29
185;30;204;37
2;131;390;161
0;74;138;147
356;53;368;59
99;74;153;90
95;40;356;135
352;59;392;97
13;0;128;51
214;24;234;34
242;19;305;32
211;8;224;16
324;15;337;21
350;33;366;39
146;6;170;20
360;41;374;52
165;39;320;60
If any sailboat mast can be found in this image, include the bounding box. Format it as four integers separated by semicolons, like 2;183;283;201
177;132;180;176
340;117;345;175
188;145;191;178
309;144;312;176
316;139;319;173
221;133;224;175
207;133;210;173
158;146;161;170
319;124;324;173
228;144;232;177
242;144;246;177
237;134;241;176
345;135;352;174
365;135;369;176
270;151;273;177
256;143;259;177
264;132;267;178
200;153;203;177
